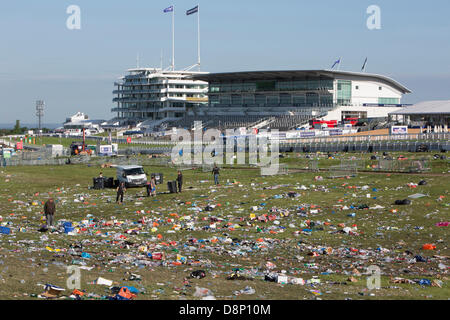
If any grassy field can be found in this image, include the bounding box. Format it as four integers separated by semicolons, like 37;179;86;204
0;152;448;300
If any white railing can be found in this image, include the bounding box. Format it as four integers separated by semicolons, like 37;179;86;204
281;133;450;144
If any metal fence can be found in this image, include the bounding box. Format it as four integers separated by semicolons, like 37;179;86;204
3;158;68;166
327;164;358;179
281;140;449;153
375;159;431;173
282;132;450;144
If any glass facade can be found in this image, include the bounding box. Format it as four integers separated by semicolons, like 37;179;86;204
378;97;400;104
337;80;352;105
209;79;333;93
207;77;335;108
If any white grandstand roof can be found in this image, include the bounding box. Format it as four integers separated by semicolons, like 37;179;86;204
192;69;411;94
389;100;450;115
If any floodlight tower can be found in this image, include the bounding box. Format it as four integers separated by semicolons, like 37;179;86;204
36;100;45;133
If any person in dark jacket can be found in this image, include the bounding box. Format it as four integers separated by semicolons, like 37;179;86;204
44;198;56;227
146;180;151;197
116;182;126;204
176;171;183;193
212;165;220;185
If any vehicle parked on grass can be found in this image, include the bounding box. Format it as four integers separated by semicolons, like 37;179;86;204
116;165;147;187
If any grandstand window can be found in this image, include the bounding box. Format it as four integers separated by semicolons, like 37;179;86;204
320;94;333;106
378;97;399;104
231;95;242;105
307;80;320;90
293;95;305;105
256;81;276;91
337;80;352;106
267;95;279;105
221;84;232;92
243;95;254;105
277;81;292;91
231;83;243;91
210;95;219;105
255;94;266;105
280;93;292;105
220;95;231;105
321;79;334;90
209;84;220;93
242;83;256;92
306;93;319;106
292;81;307;90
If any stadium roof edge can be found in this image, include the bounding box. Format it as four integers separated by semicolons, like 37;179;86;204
389;100;450;115
191;69;411;94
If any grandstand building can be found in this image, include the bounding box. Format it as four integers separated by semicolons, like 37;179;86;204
111;68;208;129
112;69;411;132
190;70;411;130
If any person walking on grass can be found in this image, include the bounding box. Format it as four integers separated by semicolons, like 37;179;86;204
116;181;126;204
150;176;156;197
212;165;220;185
176;171;183;193
146;180;151;197
44;198;56;227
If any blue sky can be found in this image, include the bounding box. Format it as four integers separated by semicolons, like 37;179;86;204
0;0;449;123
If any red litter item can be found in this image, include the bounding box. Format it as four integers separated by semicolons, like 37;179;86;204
118;287;136;300
152;252;163;260
422;244;436;250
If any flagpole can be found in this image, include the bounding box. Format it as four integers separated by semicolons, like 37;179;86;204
197;4;201;71
172;6;175;71
337;57;341;71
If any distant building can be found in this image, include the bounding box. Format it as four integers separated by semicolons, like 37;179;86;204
61;112;106;135
192;70;411;121
389;100;450;133
109;68;413;132
111;68;209;128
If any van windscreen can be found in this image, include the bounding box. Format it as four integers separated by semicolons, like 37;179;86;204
124;168;145;176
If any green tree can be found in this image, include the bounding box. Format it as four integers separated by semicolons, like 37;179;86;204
13;120;20;134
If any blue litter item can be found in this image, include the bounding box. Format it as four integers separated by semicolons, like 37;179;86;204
123;286;139;294
415;255;427;262
418;279;431;286
64;226;75;234
63;222;72;228
147;252;152;258
81;252;91;259
110;295;130;300
0;227;11;235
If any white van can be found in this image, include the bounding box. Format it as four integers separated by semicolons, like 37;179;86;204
116;165;147;187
